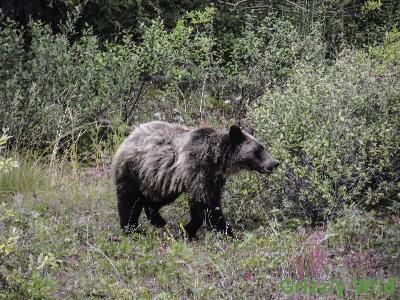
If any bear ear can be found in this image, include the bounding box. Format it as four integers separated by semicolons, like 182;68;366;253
243;127;255;136
229;125;245;143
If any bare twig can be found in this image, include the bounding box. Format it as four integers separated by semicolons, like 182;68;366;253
88;243;122;282
199;75;208;122
285;0;307;11
216;0;249;9
125;78;146;123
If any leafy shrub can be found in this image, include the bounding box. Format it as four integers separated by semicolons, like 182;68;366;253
0;133;18;173
0;8;319;159
0;8;218;156
369;27;400;66
0;203;61;299
247;47;399;222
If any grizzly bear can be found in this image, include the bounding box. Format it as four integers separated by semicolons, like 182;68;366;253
112;121;279;239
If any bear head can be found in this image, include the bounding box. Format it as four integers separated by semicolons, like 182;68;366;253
228;125;279;175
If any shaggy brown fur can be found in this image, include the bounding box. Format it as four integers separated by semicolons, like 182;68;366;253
112;121;279;239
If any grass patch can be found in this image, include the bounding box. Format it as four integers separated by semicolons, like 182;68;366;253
0;161;399;299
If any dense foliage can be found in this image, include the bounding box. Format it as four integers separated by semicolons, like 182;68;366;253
250;43;400;222
2;0;399;55
0;9;311;153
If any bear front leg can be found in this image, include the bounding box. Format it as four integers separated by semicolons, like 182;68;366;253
185;172;230;240
206;206;234;237
184;201;206;240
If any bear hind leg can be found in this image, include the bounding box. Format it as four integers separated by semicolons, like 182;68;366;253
144;204;167;228
144;193;180;228
117;181;144;234
184;202;206;240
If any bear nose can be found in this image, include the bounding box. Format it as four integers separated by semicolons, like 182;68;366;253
272;160;280;168
268;159;280;170
261;159;280;174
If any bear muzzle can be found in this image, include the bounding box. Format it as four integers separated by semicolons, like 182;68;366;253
259;159;280;174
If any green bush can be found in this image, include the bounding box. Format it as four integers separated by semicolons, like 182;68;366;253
0;134;18;174
0;8;218;156
0;8;318;159
248;47;399;222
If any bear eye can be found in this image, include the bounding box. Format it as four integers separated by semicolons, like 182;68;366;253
254;147;262;158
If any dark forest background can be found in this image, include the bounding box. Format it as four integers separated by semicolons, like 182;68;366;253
2;0;400;53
